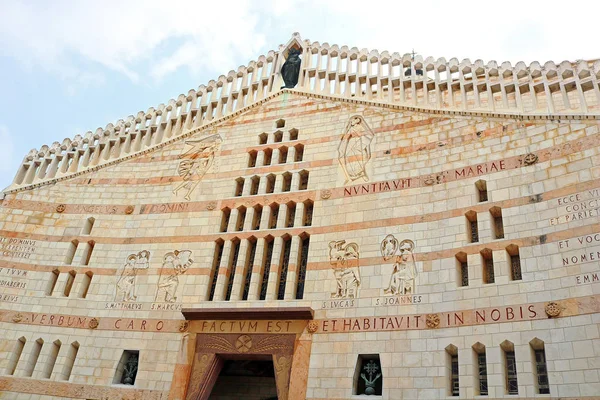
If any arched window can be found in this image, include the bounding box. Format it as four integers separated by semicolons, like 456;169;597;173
501;340;518;395
250;175;260;195
530;338;549;394
490;206;504;239
274;130;283;143
265;174;276;194
208;240;224;301
263;148;273;166
220;207;231;233
277;235;292;300
296;234;310;299
258;133;268;145
259;236;275;300
275;119;285;129
269;203;279;229
225;239;241;301
465;211;478;243
472;342;488;396
298;170;309;190
289;128;298;141
294;144;304;162
236;206;246;232
279;146;288;163
252;205;263;230
475;179;488;202
234;177;244;197
242;237;258;301
456;252;468;287
446;344;459;396
248;150;258;167
506;244;522;281
282;172;292;192
286;202;296;227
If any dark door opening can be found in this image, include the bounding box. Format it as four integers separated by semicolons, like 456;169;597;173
209;357;278;400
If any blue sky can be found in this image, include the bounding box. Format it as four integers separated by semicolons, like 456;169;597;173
1;0;598;190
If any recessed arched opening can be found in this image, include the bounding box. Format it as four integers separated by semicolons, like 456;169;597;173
258;132;268;145
208;239;225;301
353;354;383;395
456;251;468;287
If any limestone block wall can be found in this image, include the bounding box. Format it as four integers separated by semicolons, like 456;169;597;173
0;92;599;399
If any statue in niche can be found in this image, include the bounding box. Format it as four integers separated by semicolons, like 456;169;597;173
281;48;302;89
173;133;222;201
329;240;361;298
155;250;194;302
361;360;382;395
337;115;375;184
381;235;417;295
115;250;150;302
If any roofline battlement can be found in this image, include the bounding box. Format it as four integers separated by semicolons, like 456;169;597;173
7;33;600;192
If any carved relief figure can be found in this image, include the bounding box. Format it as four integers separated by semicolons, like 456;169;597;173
329;240;361;298
115;250;150;302
337;116;375;184
173;133;222;201
281;48;302;89
381;235;417;295
155;250;194;302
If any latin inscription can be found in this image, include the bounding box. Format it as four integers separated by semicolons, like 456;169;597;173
0;293;19;302
321;299;356;309
114;318;165;331
374;295;423;306
551;189;600;225
344;179;412;197
0;237;37;259
20;313;88;328
0;279;26;289
197;320;294;334
319;304;539;333
576;272;600;285
104;302;183;311
454;160;506;179
142;203;190;214
70;205;119;214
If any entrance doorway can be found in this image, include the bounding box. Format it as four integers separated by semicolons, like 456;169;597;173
209;357;277;399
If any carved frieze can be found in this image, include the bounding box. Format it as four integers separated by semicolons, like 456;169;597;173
381;235;417;295
337;115;375;184
328;240;361;299
115;251;150;302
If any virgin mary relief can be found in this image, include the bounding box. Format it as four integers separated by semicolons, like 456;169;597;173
337;115;375;184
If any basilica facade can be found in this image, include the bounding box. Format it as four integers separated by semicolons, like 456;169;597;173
1;34;600;399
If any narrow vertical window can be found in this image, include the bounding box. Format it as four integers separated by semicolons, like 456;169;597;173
81;240;95;266
258;133;268;145
274;131;283;143
277;236;292;300
248;150;257;167
456;252;468;287
282;172;292;192
289;128;298;141
507;244;522;281
299;170;309;190
79;271;93;298
481;249;495;284
82;217;95;235
490;206;504;239
266;174;275;194
242;238;257;300
60;341;79;381
64;240;78;265
208;240;224;301
234;177;244;197
475;180;488;202
501;340;518;395
279;146;288;163
294;144;304;162
5;337;26;376
303;200;313;227
466;211;478;243
296;235;310;299
236;207;246;232
46;269;60;295
445;345;459;396
530;338;550;394
473;343;488;396
42;340;61;379
63;270;76;297
220;208;231;233
24;338;43;377
269;204;279;229
252;205;263;230
286;202;296;228
225;240;241;301
275;119;285;129
260;239;274;300
113;350;139;385
250;175;260;195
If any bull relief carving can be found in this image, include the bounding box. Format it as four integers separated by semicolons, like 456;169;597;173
155;250;193;302
173;133;222;201
337;115;375;184
115;250;150;302
329;240;361;298
381;235;418;295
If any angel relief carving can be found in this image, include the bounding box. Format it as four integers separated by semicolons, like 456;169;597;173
381;235;418;295
337;115;375;184
329;240;361;299
173;133;222;201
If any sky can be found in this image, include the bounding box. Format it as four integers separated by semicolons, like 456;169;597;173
0;0;598;191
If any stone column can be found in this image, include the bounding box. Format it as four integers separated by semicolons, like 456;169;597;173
213;241;233;301
272;148;281;165
242;177;252;196
294;202;305;227
277;203;288;229
248;238;266;300
230;239;250;301
291;172;300;191
227;208;240;233
274;174;284;193
287;146;296;163
265;236;284;301
15;340;42;377
284;236;302;299
260;205;272;230
243;207;256;231
256;150;265;167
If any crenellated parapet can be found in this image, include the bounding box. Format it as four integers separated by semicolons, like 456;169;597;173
7;32;600;192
